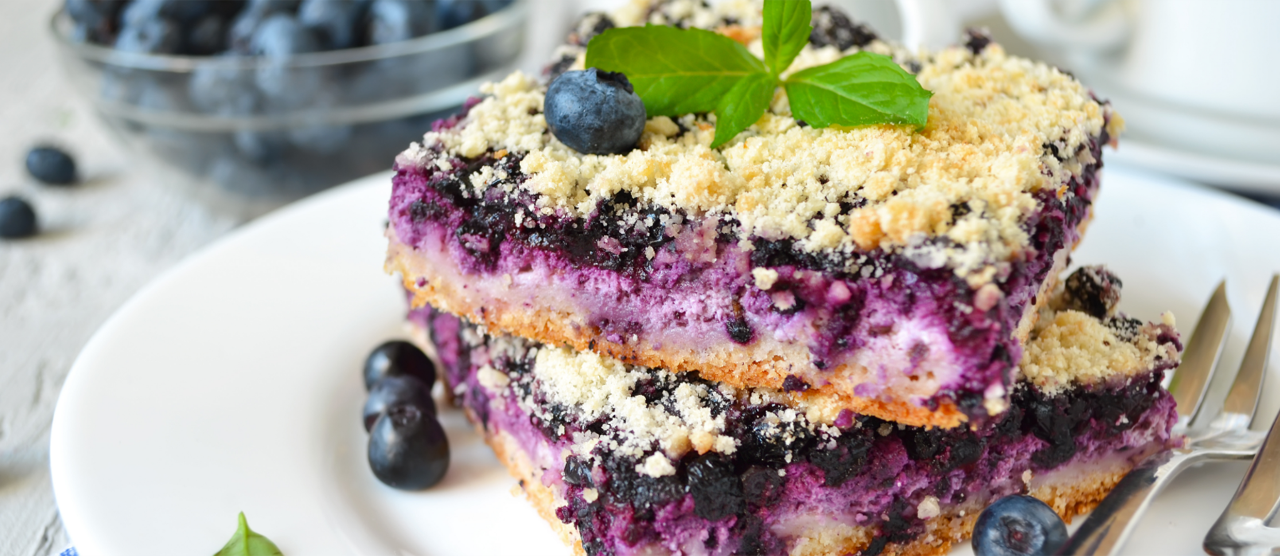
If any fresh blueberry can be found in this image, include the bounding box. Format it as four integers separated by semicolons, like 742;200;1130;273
364;340;436;389
233;130;289;164
26;146;78;185
184;14;232;55
299;0;370;50
288;122;353;154
544;68;646;155
120;0;215;28
228;0;300;54
972;495;1068;556
250;14;321;57
64;0;126;44
114;18;181;54
435;0;508;30
368;405;449;489
363;375;435;431
366;0;434;45
249;14;323;104
133;76;190;111
189;59;260;116
0;196;38;239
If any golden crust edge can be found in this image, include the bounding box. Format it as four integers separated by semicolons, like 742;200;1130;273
388;246;967;428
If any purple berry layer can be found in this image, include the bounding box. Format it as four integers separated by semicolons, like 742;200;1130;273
412;305;1180;556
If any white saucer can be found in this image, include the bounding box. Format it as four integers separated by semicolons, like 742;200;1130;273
1109;138;1280;196
50;166;1280;555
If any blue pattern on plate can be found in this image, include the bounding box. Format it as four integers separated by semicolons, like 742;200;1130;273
60;549;78;556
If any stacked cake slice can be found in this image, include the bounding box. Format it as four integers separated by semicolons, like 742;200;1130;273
384;1;1181;554
409;272;1179;556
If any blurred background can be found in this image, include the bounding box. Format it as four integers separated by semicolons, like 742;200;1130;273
1;0;1276;554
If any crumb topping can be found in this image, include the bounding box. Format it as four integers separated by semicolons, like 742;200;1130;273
1019;309;1179;395
406;3;1111;283
506;343;739;471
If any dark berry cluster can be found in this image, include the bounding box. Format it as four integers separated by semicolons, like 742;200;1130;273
1;145;84;240
361;340;450;490
65;0;512;55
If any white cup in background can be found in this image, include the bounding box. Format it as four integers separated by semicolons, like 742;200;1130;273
1000;0;1280;164
531;0;995;65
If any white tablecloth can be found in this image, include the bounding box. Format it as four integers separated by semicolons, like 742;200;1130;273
0;2;242;554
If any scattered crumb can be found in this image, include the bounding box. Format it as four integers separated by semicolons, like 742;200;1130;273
639;452;676;477
917;496;941;519
752;267;780;290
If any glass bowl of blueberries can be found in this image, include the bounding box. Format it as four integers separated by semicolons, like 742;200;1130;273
52;0;527;217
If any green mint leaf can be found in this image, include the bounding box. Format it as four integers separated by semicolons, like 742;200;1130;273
783;51;932;128
586;26;767;117
711;73;779;148
213;513;283;556
762;0;812;77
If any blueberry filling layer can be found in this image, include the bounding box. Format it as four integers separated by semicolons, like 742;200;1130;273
414;306;1179;556
387;121;1107;425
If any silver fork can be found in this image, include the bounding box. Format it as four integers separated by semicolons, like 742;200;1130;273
1204;385;1280;555
1059;275;1280;556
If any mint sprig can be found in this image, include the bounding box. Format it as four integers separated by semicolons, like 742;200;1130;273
212;513;284;556
584;26;765;117
586;0;931;148
785;52;932;128
762;0;811;77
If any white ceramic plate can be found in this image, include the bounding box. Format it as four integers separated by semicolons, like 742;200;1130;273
51;166;1280;556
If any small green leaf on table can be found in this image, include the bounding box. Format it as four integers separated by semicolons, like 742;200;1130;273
784;51;933;129
762;0;812;77
586;25;767;117
213;512;283;556
712;72;779;148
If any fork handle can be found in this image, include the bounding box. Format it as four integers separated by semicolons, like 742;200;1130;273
1057;450;1193;556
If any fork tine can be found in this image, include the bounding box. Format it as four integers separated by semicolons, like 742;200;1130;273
1169;280;1233;427
1204;400;1280;555
1217;275;1280;425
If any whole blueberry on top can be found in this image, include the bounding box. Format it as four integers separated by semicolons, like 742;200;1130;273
0;196;38;239
972;495;1068;556
25;146;78;185
544;68;646;155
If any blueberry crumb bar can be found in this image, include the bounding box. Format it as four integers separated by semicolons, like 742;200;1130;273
386;0;1121;427
409;266;1179;556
